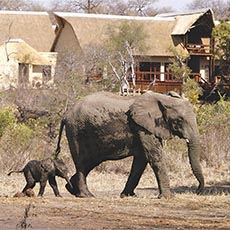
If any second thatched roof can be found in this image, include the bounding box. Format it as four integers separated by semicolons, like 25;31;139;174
0;11;55;52
53;9;215;57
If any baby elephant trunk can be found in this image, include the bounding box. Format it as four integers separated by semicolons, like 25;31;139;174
65;177;73;189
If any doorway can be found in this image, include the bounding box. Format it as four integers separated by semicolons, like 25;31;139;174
188;56;200;74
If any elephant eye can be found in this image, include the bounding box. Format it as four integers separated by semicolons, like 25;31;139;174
171;119;183;130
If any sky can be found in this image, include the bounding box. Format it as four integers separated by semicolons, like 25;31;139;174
155;0;193;11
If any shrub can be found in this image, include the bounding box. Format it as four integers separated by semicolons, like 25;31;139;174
0;108;16;137
197;99;230;132
182;78;202;104
10;123;34;146
196;100;230;167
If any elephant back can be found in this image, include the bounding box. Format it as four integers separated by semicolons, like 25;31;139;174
68;92;135;127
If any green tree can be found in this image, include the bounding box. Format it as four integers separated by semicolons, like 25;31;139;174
168;48;202;104
168;48;191;81
213;22;230;75
107;21;147;53
182;78;202;104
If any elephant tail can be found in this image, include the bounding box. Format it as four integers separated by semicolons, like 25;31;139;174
55;119;66;158
7;170;23;176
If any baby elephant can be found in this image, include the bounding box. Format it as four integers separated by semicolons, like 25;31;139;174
8;158;71;197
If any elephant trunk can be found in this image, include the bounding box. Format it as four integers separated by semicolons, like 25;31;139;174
187;137;204;194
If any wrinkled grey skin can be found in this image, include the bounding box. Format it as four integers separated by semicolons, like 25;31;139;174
56;91;204;199
8;158;71;197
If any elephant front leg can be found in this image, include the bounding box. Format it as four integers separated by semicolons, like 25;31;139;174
120;155;147;198
151;159;173;199
48;176;61;197
140;132;173;199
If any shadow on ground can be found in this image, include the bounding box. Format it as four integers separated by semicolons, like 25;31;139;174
137;181;230;196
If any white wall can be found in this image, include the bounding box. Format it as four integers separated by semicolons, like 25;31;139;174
0;46;19;90
200;57;210;82
0;45;58;90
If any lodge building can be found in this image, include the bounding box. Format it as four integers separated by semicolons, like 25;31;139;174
0;9;219;95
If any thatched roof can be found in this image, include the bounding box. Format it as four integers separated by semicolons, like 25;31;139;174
0;11;55;52
156;8;215;35
54;9;215;57
54;12;180;57
0;39;50;65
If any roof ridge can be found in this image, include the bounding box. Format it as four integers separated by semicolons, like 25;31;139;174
155;8;212;18
54;12;175;21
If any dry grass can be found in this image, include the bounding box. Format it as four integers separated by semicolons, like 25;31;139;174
0;171;229;230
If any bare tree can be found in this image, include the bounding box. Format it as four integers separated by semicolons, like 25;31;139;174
127;0;158;16
99;0;160;16
106;21;147;95
63;0;103;13
186;0;229;20
109;42;137;95
61;0;171;16
26;1;48;11
0;0;30;10
47;0;68;11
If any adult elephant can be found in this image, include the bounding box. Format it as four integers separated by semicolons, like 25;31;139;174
56;91;204;199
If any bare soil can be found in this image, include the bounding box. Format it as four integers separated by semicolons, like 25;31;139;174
0;172;229;230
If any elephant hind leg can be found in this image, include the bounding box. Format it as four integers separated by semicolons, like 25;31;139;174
65;129;94;197
22;171;36;194
22;182;36;194
66;170;94;198
77;170;94;197
120;155;147;198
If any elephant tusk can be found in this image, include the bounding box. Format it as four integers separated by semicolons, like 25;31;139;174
186;139;190;143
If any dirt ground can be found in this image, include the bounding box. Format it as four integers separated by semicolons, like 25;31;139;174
0;172;229;230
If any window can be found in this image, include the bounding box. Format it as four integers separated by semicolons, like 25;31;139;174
138;62;160;81
139;62;151;72
164;63;173;81
42;66;51;82
33;65;43;73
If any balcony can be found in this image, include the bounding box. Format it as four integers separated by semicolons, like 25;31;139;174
129;71;182;94
186;43;212;56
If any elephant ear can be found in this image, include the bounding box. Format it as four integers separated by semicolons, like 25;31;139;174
129;92;172;139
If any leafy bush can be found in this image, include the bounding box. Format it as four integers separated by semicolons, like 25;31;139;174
197;99;230;132
10;123;34;145
0;122;34;173
196;100;230;167
0;108;16;137
182;78;202;104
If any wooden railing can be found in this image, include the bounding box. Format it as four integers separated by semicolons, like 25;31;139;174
186;43;212;55
129;71;182;94
135;70;175;82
